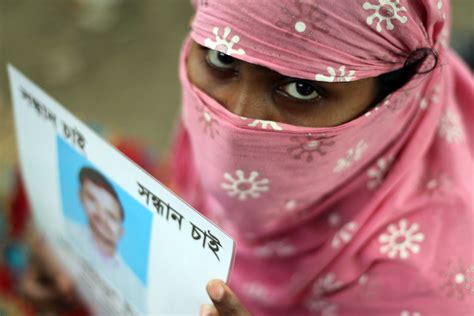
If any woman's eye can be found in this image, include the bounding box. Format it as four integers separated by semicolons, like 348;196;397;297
206;49;237;70
280;81;320;101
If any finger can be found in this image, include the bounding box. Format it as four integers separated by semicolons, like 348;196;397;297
20;265;80;312
33;238;75;297
206;279;251;316
20;266;58;302
22;240;76;306
55;273;75;297
200;303;219;316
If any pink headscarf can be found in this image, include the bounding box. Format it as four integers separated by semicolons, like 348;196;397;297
172;1;474;315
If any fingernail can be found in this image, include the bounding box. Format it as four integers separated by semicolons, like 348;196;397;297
207;280;224;302
58;275;73;294
200;304;215;316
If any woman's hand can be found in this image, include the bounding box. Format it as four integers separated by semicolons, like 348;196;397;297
200;279;252;316
19;236;80;312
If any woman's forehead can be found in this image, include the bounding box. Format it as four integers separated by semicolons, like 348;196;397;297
191;0;448;81
192;41;375;90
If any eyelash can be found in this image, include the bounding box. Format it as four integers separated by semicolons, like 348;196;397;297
275;79;323;102
202;47;324;103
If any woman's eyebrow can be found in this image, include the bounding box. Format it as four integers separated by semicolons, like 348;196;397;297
250;63;319;81
248;62;287;78
253;63;273;73
254;62;281;75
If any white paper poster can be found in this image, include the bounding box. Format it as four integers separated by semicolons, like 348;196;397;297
8;65;235;316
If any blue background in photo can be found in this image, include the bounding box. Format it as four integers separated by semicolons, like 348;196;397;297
56;136;152;285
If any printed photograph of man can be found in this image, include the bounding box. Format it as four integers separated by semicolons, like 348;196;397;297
78;167;125;258
63;166;147;312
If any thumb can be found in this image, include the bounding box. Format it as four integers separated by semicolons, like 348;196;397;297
206;279;251;316
55;273;74;296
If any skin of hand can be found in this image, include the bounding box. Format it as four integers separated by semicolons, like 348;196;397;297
19;236;81;312
200;279;252;316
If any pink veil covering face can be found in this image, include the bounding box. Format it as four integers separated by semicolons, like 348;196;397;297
172;1;474;315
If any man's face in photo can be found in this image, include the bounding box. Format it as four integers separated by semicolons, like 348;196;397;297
79;178;124;256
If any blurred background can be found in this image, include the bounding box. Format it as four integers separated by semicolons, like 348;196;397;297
0;0;473;203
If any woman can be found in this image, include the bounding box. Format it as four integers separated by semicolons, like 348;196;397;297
174;0;473;315
16;0;473;315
